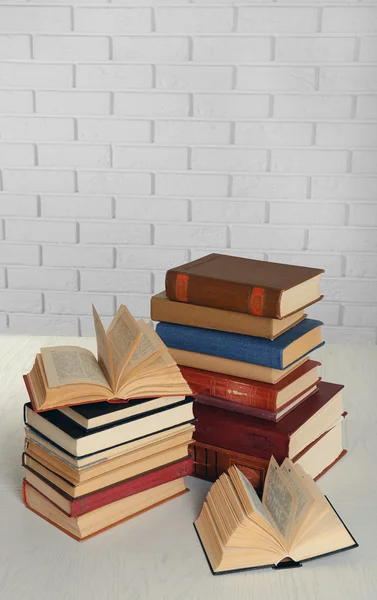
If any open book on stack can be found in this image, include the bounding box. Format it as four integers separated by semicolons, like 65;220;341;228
25;305;191;411
195;457;358;574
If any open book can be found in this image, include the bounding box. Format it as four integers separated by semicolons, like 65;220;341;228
25;305;192;412
195;457;357;574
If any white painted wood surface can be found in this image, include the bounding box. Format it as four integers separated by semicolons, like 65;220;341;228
0;336;376;600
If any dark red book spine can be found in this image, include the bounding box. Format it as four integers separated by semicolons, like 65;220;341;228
193;403;288;461
70;456;193;517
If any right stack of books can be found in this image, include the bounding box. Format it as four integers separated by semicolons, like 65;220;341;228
152;254;347;494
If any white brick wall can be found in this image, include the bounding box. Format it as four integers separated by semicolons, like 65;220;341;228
0;2;376;343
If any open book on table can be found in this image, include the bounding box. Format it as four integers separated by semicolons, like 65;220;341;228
195;456;358;574
25;305;192;412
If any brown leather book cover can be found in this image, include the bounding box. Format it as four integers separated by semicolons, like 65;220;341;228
151;292;306;340
165;254;323;318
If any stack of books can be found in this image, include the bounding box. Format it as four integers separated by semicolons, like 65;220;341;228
152;254;347;493
22;305;194;540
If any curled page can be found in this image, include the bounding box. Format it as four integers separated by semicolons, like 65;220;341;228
93;305;114;388
107;305;142;383
262;457;297;543
41;346;110;388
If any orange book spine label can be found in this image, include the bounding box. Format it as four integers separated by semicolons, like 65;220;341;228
249;286;265;316
175;273;189;302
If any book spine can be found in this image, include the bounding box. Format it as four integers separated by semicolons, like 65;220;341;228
196;395;280;421
165;270;282;318
70;457;193;517
193;403;288;461
23;375;37;412
180;367;278;410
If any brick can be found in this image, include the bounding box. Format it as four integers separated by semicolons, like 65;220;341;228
268;252;342;277
0;35;30;59
0;143;35;167
114;92;189;118
312;176;377;199
271;150;348;174
8;267;78;291
0;314;7;331
0;90;33;114
276;37;355;63
8;314;79;336
194;93;270;119
116;247;188;270
322;278;377;303
0;62;72;89
113;146;188;170
80;221;151;245
74;8;152;34
38;143;111;168
153;270;168;293
0;268;5;288
156;65;233;91
80;269;151;293
322;7;377;33
193;37;271;63
269;201;347;225
155;7;234;33
231;226;305;251
352;150;377;174
44;292;115;316
36;91;111;116
113;36;189;62
80;316;113;337
232;175;307;199
43;245;114;268
155;120;230;145
349;203;377;227
0;243;40;266
155;173;229;198
0;195;38;217
34;35;110;61
116;197;188;222
356;95;377;119
192;148;268;173
306;303;340;326
320;67;377;92
346;254;377;278
0;7;71;32
309;228;377;252
78;118;151;142
2;169;75;194
116;294;150;318
154;224;227;247
237;66;316;92
235;122;313;147
0;291;42;313
6;219;77;243
359;37;377;63
238;7;318;33
343;305;377;328
1;117;75;141
77;64;152;90
273;95;353;119
322;325;376;345
78;171;151;195
317;123;377;147
192;200;265;224
41;196;112;218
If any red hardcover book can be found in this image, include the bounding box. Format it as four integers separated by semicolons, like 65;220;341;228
194;381;344;462
24;456;193;517
180;360;320;412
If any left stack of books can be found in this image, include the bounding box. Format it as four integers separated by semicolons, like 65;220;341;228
22;305;194;541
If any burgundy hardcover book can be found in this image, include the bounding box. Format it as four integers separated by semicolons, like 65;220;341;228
180;360;320;412
24;456;193;517
194;382;344;462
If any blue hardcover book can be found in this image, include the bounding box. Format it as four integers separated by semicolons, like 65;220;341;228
156;319;324;371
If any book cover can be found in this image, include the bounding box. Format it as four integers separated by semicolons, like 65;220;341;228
166;254;323;318
156;319;324;370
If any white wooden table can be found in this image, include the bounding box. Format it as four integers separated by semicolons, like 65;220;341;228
0;335;376;600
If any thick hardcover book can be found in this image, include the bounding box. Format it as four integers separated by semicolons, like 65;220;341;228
194;381;344;462
151;292;306;340
165;254;323;318
23;456;193;517
156;319;324;370
180;360;321;412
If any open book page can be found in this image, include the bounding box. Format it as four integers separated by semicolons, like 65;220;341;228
106;305;142;385
262;457;297;545
122;321;164;376
93;305;114;389
280;459;316;546
232;468;277;533
41;346;110;389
